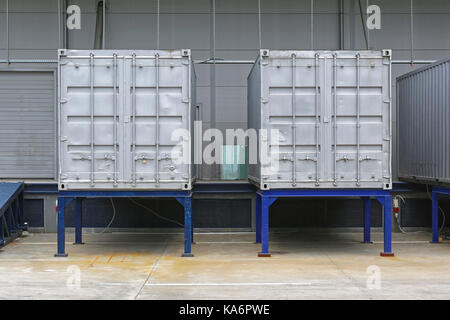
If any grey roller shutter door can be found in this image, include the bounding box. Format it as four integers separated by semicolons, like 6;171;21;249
0;70;55;178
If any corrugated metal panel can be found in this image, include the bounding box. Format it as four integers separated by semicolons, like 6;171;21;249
248;50;392;190
58;49;195;190
397;57;450;186
0;70;55;178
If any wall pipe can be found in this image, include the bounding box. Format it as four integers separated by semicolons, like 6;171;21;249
56;0;68;49
392;60;434;65
410;0;414;64
258;0;262;49
157;0;160;49
358;0;369;50
310;0;314;49
0;59;436;65
0;60;58;63
366;0;370;49
209;0;217;178
93;1;104;49
102;0;106;49
58;0;61;49
64;0;68;48
209;0;216;128
196;59;254;64
6;0;9;63
196;59;436;65
339;0;344;49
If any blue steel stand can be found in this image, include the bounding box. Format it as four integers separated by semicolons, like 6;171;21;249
255;193;261;244
55;190;193;257
255;189;394;257
363;197;373;244
55;197;68;257
73;198;84;245
431;186;450;243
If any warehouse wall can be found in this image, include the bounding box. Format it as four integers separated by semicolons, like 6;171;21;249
2;0;450;179
22;195;450;230
1;0;450;230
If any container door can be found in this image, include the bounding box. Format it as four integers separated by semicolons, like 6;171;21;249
263;53;324;186
60;55;123;187
262;51;390;189
124;55;190;186
329;52;390;187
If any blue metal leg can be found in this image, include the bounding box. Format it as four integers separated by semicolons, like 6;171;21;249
7;206;17;233
18;192;27;231
363;197;372;243
431;191;440;243
73;198;84;245
191;201;195;244
182;196;194;257
13;198;19;232
2;215;9;238
0;216;4;246
258;196;276;257
255;193;261;243
380;195;394;257
55;197;68;257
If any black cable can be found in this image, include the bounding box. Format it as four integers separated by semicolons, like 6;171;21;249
358;0;369;50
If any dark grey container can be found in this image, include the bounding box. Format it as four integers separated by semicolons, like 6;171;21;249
397;57;450;186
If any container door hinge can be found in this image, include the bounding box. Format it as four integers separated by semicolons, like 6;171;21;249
60;98;68;104
337;155;353;162
261;98;269;103
60;136;68;142
182;98;190;103
135;154;155;161
383;137;390;141
160;153;179;161
383;99;391;103
103;154;115;161
299;156;317;162
280;154;293;162
71;154;91;161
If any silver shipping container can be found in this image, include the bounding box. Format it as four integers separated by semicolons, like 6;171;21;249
247;50;392;190
58;50;196;190
397;57;450;186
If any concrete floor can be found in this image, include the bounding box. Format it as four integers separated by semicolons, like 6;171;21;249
0;230;449;300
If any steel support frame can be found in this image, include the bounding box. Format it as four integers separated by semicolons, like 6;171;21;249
55;190;193;257
0;184;27;247
255;189;393;257
431;186;450;244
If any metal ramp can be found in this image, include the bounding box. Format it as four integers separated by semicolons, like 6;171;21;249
0;182;27;246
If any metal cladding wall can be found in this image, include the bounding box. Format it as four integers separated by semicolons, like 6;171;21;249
397;57;450;186
248;50;392;190
58;49;196;190
3;0;450;182
0;70;56;178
